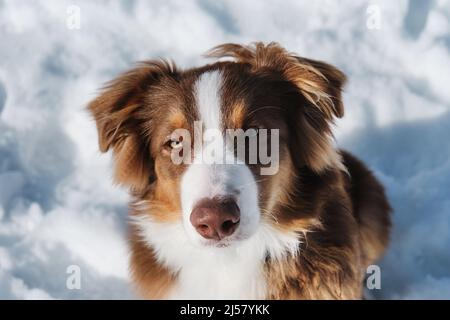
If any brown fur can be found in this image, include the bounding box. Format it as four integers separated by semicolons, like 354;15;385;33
129;226;176;299
88;42;391;300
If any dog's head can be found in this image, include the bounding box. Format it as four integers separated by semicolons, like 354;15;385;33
88;42;346;248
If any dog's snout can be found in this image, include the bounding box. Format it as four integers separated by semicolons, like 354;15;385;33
190;197;240;240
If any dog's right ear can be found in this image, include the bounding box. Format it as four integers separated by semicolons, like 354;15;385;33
88;60;177;192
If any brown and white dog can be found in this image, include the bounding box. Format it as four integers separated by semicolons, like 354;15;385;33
88;42;391;299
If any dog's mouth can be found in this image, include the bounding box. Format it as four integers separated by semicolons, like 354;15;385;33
197;232;248;248
211;241;232;248
202;240;234;248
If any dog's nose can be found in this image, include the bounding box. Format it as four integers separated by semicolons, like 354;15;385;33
190;197;240;240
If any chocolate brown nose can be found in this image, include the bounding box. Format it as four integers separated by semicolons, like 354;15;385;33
190;197;240;240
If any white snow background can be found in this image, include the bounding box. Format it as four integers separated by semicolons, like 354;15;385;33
0;0;449;299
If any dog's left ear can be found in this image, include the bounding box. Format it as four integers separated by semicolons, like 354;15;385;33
286;56;346;119
285;55;347;173
208;42;347;173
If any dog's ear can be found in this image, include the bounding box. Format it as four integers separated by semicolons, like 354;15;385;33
286;55;347;173
88;60;177;192
208;42;347;173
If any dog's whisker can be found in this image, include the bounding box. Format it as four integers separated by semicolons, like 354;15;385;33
246;105;284;118
235;178;269;190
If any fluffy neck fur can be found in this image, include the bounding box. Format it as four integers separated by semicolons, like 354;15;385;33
131;215;301;299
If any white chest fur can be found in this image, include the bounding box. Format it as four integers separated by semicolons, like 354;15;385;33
132;216;300;300
168;243;267;299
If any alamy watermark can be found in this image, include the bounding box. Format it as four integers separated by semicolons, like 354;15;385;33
66;264;81;290
366;264;381;290
366;4;382;30
66;5;81;30
169;121;280;175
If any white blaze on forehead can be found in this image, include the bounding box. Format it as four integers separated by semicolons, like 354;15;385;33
194;70;223;130
180;69;261;248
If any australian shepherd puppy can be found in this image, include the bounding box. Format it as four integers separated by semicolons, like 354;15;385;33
88;42;391;299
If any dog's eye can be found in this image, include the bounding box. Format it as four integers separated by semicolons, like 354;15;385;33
170;140;183;149
165;137;183;150
246;127;260;137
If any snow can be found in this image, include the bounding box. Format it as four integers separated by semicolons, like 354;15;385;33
0;0;449;299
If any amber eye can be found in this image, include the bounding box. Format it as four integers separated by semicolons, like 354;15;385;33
165;136;183;150
170;139;183;149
